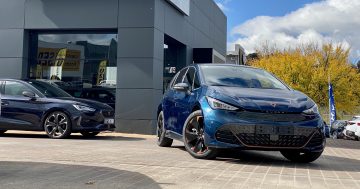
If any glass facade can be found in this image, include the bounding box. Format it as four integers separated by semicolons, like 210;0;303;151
29;32;117;91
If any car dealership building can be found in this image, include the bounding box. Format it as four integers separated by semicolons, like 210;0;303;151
0;0;226;134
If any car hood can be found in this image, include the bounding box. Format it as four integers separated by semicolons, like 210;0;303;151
46;97;113;110
206;86;314;113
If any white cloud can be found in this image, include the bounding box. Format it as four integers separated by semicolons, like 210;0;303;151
230;0;360;60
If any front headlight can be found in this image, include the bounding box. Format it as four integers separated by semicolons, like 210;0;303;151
302;104;319;115
73;104;96;112
206;97;238;111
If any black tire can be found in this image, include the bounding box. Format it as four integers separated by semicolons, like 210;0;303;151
281;150;323;163
156;111;173;147
183;110;218;159
80;132;100;138
0;130;7;135
44;111;72;139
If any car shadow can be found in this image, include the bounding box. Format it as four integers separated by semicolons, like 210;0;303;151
216;149;360;172
0;132;145;141
172;143;360;173
0;161;161;189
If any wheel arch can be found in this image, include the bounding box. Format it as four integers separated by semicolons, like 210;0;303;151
41;108;73;129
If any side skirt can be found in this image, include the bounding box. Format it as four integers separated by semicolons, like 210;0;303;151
165;130;183;142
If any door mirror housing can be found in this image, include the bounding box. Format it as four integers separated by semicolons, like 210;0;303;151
173;83;190;93
22;91;36;100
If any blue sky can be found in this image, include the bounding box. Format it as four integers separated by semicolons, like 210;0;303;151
215;0;320;41
215;0;360;62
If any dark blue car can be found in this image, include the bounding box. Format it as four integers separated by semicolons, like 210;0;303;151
0;79;115;139
157;64;326;162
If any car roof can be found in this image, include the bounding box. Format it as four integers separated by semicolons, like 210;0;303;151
194;63;261;70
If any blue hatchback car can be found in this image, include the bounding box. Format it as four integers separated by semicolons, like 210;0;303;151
157;64;326;162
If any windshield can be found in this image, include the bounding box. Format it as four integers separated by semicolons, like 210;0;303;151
200;65;289;90
28;80;72;98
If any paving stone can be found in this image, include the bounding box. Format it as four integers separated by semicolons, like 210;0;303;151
0;131;359;189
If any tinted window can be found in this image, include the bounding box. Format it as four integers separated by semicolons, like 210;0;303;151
29;32;118;94
172;68;188;87
28;81;72;98
183;67;194;87
200;66;288;90
4;81;33;96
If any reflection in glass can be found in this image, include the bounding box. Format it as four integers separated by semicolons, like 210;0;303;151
29;33;117;90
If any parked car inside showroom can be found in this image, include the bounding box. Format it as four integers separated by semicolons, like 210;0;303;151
157;64;326;163
65;88;116;109
0;79;115;139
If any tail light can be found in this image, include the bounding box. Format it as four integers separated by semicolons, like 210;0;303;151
357;123;360;126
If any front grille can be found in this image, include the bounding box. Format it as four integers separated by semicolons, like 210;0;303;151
102;110;114;117
236;133;308;147
215;124;318;148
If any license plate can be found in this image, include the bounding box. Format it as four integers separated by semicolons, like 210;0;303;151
104;118;114;125
256;125;294;135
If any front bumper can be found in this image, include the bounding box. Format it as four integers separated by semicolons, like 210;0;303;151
71;109;116;132
200;99;326;152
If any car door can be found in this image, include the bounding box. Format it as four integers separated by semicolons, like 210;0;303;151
173;67;201;134
162;68;188;132
0;81;43;130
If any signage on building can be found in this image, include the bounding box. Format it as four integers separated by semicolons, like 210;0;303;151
37;48;81;71
166;0;190;16
97;60;107;84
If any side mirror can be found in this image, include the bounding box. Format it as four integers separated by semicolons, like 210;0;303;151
173;83;190;93
22;91;36;100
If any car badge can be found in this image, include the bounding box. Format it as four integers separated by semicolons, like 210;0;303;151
270;103;277;108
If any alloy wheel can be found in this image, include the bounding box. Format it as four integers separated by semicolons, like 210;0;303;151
184;115;209;154
157;113;164;142
45;112;70;138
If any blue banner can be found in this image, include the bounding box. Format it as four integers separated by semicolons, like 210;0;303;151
329;83;337;126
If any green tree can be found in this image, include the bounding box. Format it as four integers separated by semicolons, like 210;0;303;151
249;43;360;115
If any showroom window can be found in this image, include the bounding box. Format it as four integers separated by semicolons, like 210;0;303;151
28;32;117;103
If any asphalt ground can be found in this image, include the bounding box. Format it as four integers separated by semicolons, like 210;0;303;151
0;131;359;189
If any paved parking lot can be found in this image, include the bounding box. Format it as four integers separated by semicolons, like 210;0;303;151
0;131;359;189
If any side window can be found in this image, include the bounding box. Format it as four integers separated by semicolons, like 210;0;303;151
4;81;32;96
172;68;188;88
183;67;195;89
193;73;201;89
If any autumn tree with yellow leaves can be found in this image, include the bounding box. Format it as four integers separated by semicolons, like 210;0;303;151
249;43;360;118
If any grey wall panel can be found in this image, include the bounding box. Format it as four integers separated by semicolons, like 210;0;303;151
115;119;156;134
116;58;162;90
0;58;24;78
0;29;24;58
154;0;165;31
0;0;25;29
117;28;155;58
159;0;226;58
153;29;165;61
118;0;155;28
115;89;162;120
25;0;118;29
163;2;189;44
